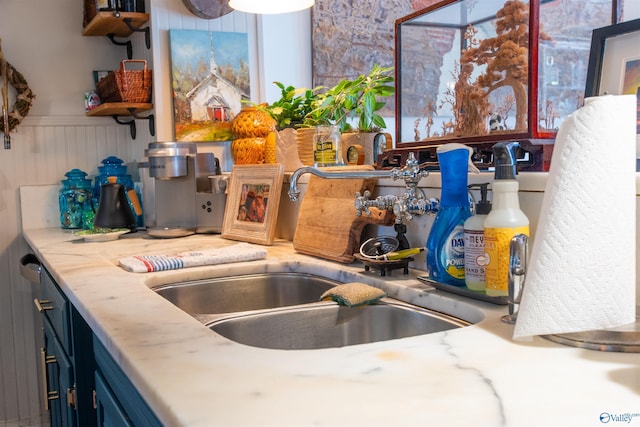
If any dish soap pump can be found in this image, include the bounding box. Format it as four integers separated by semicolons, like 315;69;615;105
464;183;491;292
484;142;529;297
426;143;477;286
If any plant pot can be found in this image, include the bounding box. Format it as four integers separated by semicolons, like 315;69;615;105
295;128;316;166
277;128;304;172
340;132;393;166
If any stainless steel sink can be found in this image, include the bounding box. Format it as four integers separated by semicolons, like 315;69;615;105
154;272;471;350
208;300;470;350
154;272;339;314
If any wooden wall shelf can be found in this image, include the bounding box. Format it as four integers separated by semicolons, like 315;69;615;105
82;11;153;140
82;12;149;37
86;103;152;116
86;103;154;140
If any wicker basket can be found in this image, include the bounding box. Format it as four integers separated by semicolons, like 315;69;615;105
96;59;152;103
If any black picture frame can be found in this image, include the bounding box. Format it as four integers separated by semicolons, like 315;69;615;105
585;17;640;97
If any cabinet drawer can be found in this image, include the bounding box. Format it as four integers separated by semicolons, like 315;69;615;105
38;269;72;355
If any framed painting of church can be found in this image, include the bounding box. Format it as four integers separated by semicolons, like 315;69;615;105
169;29;250;142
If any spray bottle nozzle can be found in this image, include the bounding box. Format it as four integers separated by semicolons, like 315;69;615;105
493;141;519;180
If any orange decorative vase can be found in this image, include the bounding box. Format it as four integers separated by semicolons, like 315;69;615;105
230;107;276;164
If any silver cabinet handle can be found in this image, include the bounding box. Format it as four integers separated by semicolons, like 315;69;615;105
20;253;41;284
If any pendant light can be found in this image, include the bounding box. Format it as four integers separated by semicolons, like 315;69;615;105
228;0;314;14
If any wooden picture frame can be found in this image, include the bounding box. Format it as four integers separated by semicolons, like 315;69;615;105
221;164;284;246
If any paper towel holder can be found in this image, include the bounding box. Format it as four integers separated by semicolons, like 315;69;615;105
501;234;528;325
543;312;640;353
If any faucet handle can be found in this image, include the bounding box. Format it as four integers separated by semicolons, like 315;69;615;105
501;233;528;325
354;191;371;216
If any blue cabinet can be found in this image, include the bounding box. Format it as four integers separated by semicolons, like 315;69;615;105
36;268;91;427
42;320;76;427
94;371;133;427
93;337;162;427
33;263;161;427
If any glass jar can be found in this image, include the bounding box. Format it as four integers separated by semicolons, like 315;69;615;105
59;169;96;229
93;156;133;199
313;125;343;167
94;156;143;228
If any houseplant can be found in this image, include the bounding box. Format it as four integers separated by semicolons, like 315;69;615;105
255;64;395;133
306;65;395;165
245;82;321;167
253;82;319;130
251;65;395;166
304;64;395;133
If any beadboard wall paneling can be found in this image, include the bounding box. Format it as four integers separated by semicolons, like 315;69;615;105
0;119;134;425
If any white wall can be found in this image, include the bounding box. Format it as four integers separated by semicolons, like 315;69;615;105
1;1;123;116
258;12;313;102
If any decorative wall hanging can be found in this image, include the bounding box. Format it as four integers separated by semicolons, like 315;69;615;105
0;39;36;149
181;0;233;19
169;29;250;142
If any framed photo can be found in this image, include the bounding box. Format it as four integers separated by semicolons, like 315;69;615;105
221;164;284;246
585;17;640;146
585;18;640;97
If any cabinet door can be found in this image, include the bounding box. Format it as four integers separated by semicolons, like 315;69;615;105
93;336;163;427
40;268;72;355
43;320;76;427
94;371;133;427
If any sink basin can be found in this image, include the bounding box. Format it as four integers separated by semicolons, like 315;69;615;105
209;300;470;350
154;272;472;350
154;272;339;314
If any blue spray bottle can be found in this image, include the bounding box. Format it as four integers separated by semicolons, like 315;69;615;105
426;143;477;286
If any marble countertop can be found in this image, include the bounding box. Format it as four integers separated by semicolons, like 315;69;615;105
22;228;640;427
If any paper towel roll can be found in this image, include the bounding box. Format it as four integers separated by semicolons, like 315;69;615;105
513;95;637;339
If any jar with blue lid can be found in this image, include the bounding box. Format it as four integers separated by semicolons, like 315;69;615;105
59;169;96;229
94;156;143;228
93;156;134;199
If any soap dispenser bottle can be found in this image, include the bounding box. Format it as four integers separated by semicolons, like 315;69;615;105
484;142;529;297
464;183;491;292
426;143;476;286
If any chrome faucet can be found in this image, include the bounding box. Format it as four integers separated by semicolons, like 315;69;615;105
288;152;439;224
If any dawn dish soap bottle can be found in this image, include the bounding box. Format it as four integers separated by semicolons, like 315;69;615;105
426;143;477;286
484;141;529;297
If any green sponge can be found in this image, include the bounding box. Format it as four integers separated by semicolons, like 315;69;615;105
320;282;387;307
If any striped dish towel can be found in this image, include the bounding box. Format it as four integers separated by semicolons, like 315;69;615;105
118;242;268;273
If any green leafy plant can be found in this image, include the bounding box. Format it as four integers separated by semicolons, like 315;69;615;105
305;65;395;133
252;82;319;130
